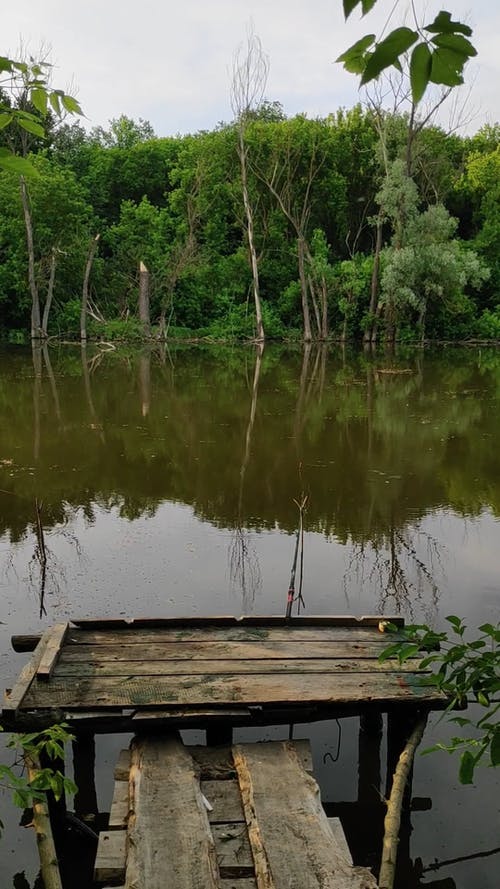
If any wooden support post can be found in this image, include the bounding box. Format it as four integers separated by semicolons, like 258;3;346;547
72;733;99;822
25;754;63;889
206;725;233;746
358;711;383;805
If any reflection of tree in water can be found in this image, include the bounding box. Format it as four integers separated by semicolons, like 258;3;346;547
343;521;443;621
229;344;264;611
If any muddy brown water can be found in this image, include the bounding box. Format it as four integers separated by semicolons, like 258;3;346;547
0;343;498;888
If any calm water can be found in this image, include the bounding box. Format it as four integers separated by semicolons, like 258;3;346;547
0;343;499;887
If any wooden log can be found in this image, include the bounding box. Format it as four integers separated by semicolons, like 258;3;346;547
25;754;63;889
233;741;377;889
37;623;69;681
71;615;404;629
379;714;428;889
126;734;219;889
109;780;129;830
94;830;127;884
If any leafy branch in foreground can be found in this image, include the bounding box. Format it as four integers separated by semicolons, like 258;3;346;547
337;3;476;104
0;723;77;834
0;54;82;174
380;616;500;784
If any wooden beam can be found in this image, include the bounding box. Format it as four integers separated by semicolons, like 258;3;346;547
71;615;404;629
126;735;220;889
3;628;54;715
37;623;69;681
233;741;378;889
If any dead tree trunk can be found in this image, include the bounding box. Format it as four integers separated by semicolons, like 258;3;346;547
81;234;100;342
21;177;41;339
41;248;57;337
365;213;383;344
139;261;151;337
231;29;269;342
297;236;312;342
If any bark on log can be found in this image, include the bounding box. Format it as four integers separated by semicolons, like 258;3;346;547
379;714;428;889
25;754;63;889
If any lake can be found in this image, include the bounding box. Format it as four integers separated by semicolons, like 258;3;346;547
0;342;498;888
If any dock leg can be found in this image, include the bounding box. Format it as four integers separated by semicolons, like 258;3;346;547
206;725;233;746
358;711;383;805
72;733;99;823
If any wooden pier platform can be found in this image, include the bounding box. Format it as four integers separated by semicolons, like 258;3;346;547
94;735;378;889
2;616;447;732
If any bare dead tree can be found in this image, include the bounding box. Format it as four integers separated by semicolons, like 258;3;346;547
81;233;100;341
231;27;269;342
253;129;326;342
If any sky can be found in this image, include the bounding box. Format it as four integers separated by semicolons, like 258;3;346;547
3;1;500;137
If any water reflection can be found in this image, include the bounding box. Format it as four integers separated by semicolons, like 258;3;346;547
1;344;500;597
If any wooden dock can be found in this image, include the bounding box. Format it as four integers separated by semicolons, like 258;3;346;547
2;615;449;889
2;616;447;731
94;735;378;889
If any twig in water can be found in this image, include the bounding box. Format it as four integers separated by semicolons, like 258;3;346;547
285;494;308;620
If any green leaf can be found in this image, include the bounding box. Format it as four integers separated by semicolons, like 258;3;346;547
477;691;490;707
18;117;45;138
458;750;475;784
49;92;61;115
336;34;376;74
343;0;362;18
30;87;48;115
61;94;83;115
431;33;477;58
0;148;38;176
0;56;13;73
361;27;419;85
490;730;500;767
430;47;466;85
361;0;377;13
410;42;432;104
0;113;13;130
424;11;472;37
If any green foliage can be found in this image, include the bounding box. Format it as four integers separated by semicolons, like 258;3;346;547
0;54;82;173
0;723;76;834
380;618;500;783
338;3;476;104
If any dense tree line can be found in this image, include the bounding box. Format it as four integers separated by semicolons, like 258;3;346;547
0;103;498;342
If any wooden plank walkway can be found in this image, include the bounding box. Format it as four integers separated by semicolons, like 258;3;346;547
94;736;378;889
2;616;447;730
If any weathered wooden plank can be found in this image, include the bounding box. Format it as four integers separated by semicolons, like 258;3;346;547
328;818;353;865
54;658;424;678
64;626;403;646
72;615;404;629
213;822;254;876
126;735;219;889
233;742;377;889
114;748;131;781
36;623;69;682
191;745;235;779
94;830;127;884
3;628;54;714
133;708;250;725
109;780;129;830
202;779;245;823
21;671;447;711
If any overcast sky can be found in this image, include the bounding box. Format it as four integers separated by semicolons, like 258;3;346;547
4;1;499;136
